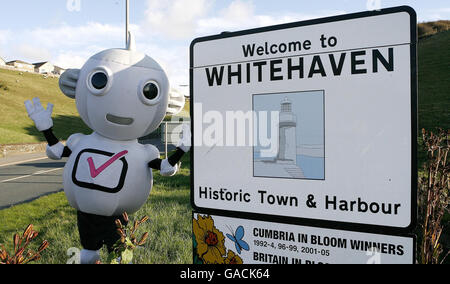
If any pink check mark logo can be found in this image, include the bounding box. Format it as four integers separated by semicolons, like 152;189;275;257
87;150;128;178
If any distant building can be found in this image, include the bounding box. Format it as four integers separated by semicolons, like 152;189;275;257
0;57;5;66
34;61;54;74
53;65;66;76
6;60;34;72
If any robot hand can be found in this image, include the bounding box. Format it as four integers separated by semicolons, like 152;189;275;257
24;98;54;132
177;123;191;153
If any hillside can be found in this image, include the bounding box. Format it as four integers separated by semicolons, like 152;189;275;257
418;20;450;39
0;68;191;145
418;30;450;132
0;69;90;145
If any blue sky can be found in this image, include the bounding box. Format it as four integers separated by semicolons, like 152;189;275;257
0;0;449;90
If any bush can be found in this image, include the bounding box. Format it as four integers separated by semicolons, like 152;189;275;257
418;21;450;38
0;81;8;91
418;23;434;37
418;129;449;264
434;21;450;33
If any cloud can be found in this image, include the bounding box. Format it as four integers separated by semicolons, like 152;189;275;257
0;29;11;45
24;22;137;49
196;1;346;35
221;0;255;23
0;29;11;58
16;44;52;63
139;42;190;87
142;0;346;41
1;1;348;88
144;0;212;40
196;0;255;33
53;47;105;69
0;22;143;68
419;8;450;22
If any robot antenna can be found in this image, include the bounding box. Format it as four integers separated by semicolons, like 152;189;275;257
125;0;129;46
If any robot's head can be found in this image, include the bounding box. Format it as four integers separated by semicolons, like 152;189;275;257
59;34;171;141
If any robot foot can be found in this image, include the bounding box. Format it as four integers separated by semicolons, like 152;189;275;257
80;249;100;264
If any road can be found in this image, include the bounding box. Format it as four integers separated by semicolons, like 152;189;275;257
0;153;67;209
0;139;175;210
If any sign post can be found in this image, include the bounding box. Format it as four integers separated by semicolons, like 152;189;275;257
190;6;417;264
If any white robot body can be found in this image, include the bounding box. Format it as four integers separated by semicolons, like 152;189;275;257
75;48;170;141
63;132;159;216
24;25;190;264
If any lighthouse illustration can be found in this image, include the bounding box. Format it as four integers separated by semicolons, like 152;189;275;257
253;90;325;180
278;97;297;163
254;96;305;179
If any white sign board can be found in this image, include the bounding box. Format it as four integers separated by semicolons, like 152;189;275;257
193;213;415;264
191;7;417;231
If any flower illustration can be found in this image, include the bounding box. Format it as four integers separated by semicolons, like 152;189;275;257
193;215;227;264
224;250;243;264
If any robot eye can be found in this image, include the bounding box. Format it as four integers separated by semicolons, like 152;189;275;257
143;82;159;100
87;68;112;96
140;81;161;105
91;72;108;90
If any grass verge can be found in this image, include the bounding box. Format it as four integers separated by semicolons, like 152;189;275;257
0;154;192;264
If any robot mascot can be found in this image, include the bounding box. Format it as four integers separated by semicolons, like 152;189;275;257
24;33;190;264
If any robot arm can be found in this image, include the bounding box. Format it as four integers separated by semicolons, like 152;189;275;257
43;129;72;160
148;124;191;176
24;98;72;160
148;148;186;176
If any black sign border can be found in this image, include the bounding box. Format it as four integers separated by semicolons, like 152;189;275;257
190;6;418;236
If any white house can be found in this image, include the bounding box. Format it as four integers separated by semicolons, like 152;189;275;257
34;61;54;74
6;60;35;72
0;56;5;66
53;65;66;76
